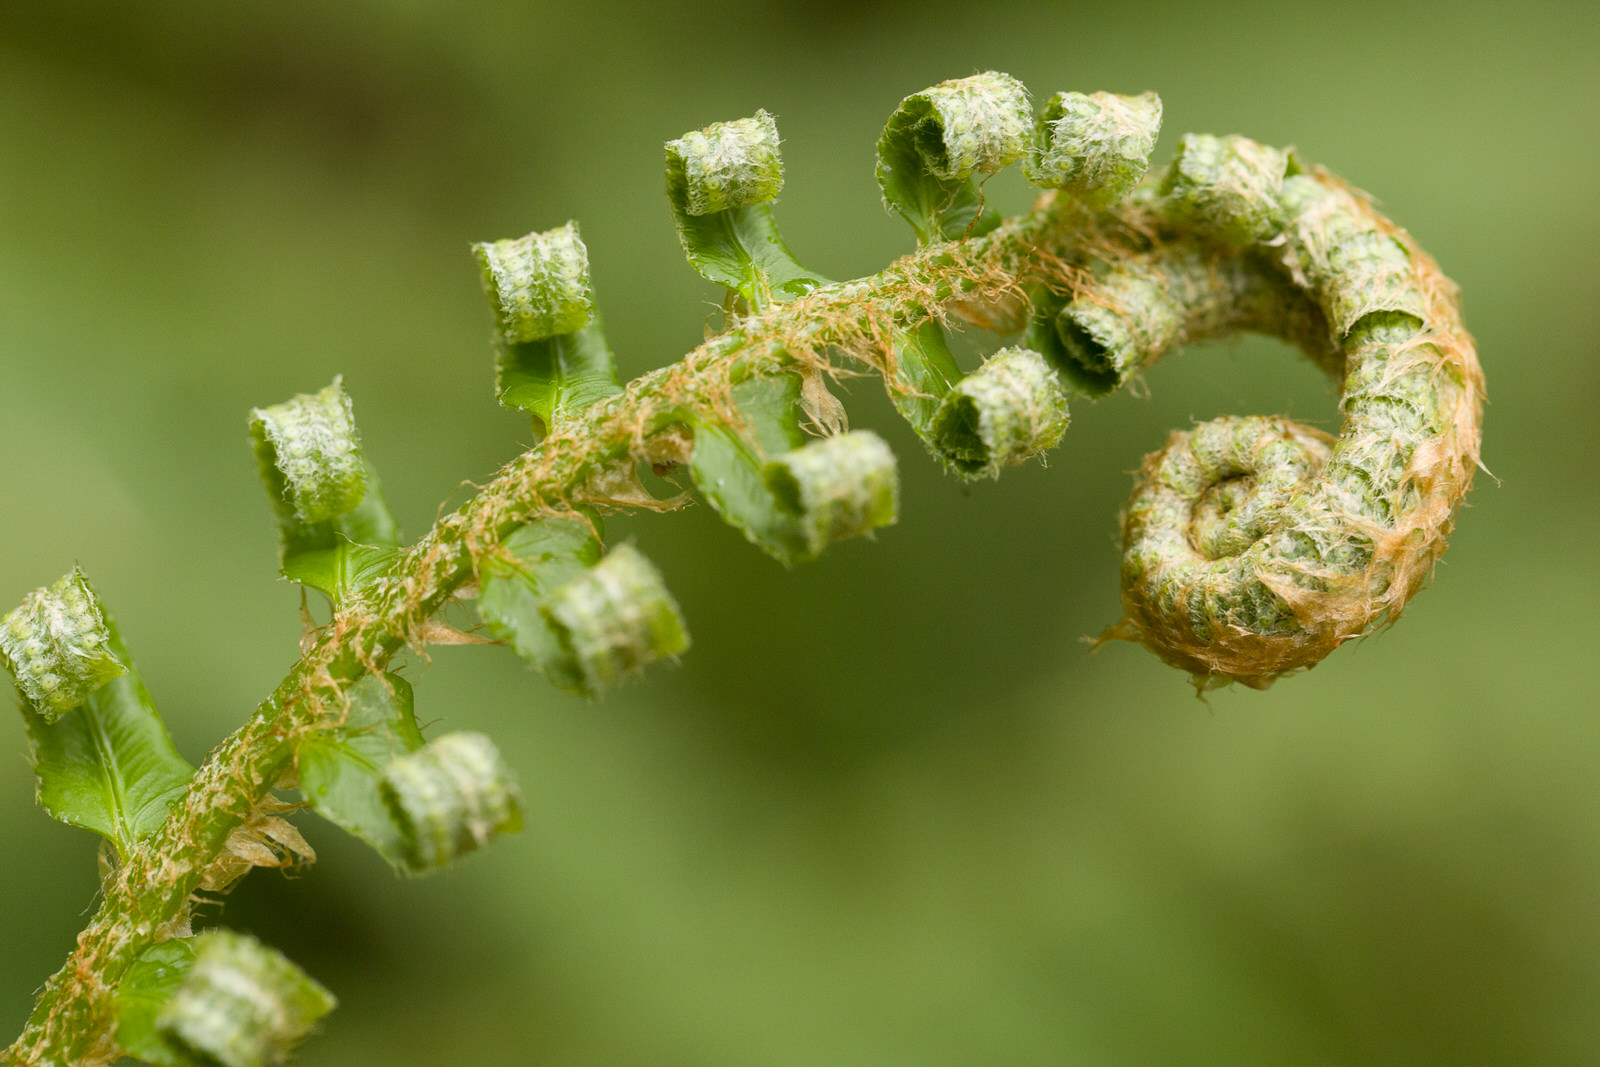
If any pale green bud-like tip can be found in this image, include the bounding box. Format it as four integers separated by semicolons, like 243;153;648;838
542;544;689;694
473;221;594;343
766;431;900;557
1027;90;1161;208
1161;133;1292;242
155;930;336;1067
0;566;125;721
932;348;1070;479
913;72;1031;180
380;732;523;873
667;109;785;216
249;378;367;525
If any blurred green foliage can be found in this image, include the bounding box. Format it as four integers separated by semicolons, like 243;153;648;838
1;1;1596;1063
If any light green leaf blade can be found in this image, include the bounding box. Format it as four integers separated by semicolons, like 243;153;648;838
114;940;206;1067
477;514;605;693
688;374;813;565
333;463;400;549
278;540;401;605
22;622;195;860
495;319;624;435
273;465;400;603
295;673;424;867
666;199;829;306
887;318;964;441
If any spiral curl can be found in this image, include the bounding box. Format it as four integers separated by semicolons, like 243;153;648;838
1090;160;1482;688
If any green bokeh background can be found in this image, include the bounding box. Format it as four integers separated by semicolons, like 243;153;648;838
2;1;1596;1063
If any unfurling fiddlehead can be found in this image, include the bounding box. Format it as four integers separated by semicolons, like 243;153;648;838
2;71;1481;1064
1047;154;1480;687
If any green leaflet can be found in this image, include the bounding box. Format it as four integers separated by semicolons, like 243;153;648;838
542;545;689;695
482;515;689;695
887;325;1068;478
379;731;523;873
666;111;827;308
766;431;900;558
876;72;1031;244
250;379;401;603
475;222;623;434
15;600;194;862
688;375;899;564
155;930;336;1067
295;673;424;869
114;940;203;1067
928;347;1070;480
277;538;401;605
476;513;606;694
688;375;810;564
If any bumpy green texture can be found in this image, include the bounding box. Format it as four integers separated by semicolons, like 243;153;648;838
5;76;1484;1066
542;544;689;694
1;567;125;720
1027;90;1162;208
930;347;1069;479
1110;141;1481;687
473;222;594;343
248;380;367;526
1278;174;1427;339
155;930;335;1067
1031;243;1337;397
766;430;900;556
667;109;784;216
1122;415;1335;646
914;73;1032;178
1161;133;1293;242
877;72;1031;242
379;732;523;872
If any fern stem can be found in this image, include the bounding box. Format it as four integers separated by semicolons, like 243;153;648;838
3;169;1480;1062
